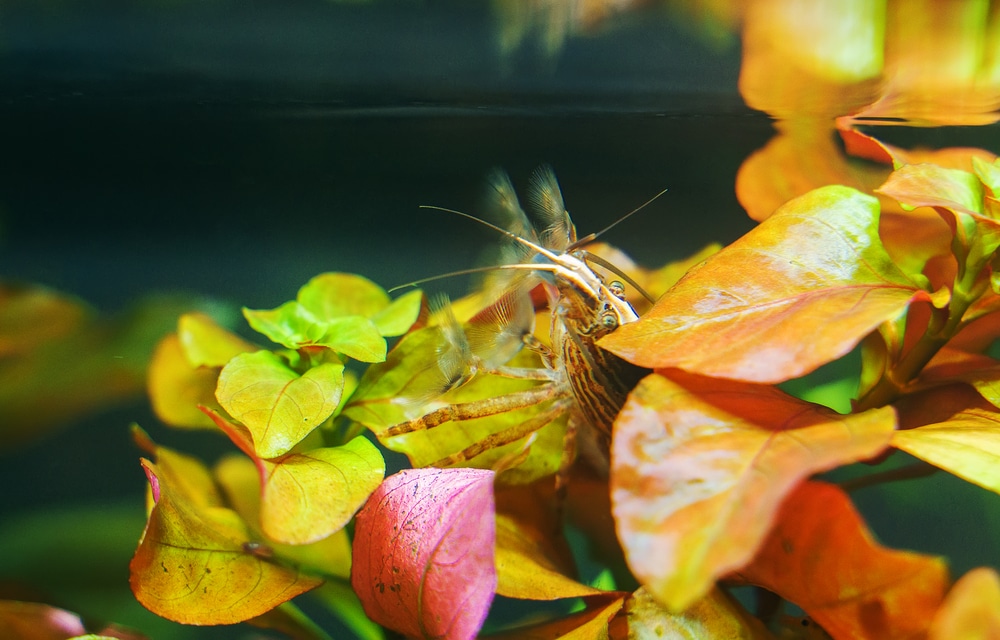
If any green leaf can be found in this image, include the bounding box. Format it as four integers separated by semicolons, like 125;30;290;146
973;156;1000;201
216;350;345;458
600;185;934;383
317;316;387;362
370;289;424;337
260;437;386;545
243;301;327;349
297;273;391;320
243;302;387;362
213;453;355;579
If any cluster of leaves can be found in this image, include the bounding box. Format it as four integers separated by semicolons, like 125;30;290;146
121;148;1000;639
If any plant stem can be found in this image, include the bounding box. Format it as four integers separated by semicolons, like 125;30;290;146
839;461;938;492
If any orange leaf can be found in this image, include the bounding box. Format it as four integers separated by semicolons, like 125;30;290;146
736;124;892;223
928;567;1000;640
600;185;934;383
129;458;320;625
352;468;496;640
734;481;947;640
625;587;774;640
611;371;896;611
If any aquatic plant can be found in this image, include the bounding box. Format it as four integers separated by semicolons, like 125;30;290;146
116;154;1000;639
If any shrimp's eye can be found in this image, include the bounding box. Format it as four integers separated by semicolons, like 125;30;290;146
608;280;626;299
600;311;619;329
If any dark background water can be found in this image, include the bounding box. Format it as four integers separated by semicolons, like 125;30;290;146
1;1;996;638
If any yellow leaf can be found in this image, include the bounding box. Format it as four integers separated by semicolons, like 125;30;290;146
928;567;1000;640
146;334;220;429
216;350;344;458
130;459;321;625
260;437;385;545
626;587;774;640
177;312;255;367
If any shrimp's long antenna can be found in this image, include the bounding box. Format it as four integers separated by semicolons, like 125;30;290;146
388;263;563;293
566;187;668;252
418;205;563;264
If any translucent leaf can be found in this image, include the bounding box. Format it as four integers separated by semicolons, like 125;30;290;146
129;459;321;625
611;371;896;612
600;186;934;383
346;330;565;479
352;468;496;640
369;289;424;337
259;437;385;545
297;272;391;320
626;587;774;640
216;350;345;458
893;400;1000;494
733;482;947;640
928;567;1000;640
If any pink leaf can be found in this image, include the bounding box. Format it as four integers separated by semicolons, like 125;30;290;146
352;468;497;640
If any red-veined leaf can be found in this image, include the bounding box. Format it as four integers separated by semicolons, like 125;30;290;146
352;468;496;640
259;437;385;545
213;453;355;580
928;567;1000;640
733;481;947;640
129;459;321;625
611;371;896;612
216;350;344;458
600;186;936;383
202;406;385;545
